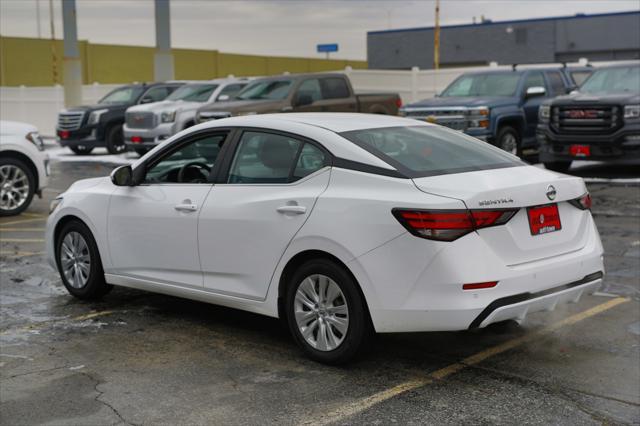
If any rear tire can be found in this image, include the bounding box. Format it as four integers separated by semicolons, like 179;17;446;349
285;258;373;365
55;220;112;300
105;124;126;155
70;146;94;155
544;161;572;173
0;157;35;217
496;125;521;157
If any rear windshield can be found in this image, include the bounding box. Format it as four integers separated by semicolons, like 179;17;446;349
340;126;523;177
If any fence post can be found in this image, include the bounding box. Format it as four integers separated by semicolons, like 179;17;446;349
19;85;27;122
411;66;419;102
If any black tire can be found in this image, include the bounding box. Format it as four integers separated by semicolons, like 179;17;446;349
55;220;112;300
70;146;94;155
0;157;36;217
134;147;150;157
285;258;373;364
544;161;572;173
105;124;126;155
496;125;522;157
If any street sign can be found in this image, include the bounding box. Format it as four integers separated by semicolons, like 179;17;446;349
317;44;339;53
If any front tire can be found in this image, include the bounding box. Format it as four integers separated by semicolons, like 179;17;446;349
285;259;372;364
105;124;126;155
0;157;35;217
544;161;572;173
496;125;521;157
55;220;112;300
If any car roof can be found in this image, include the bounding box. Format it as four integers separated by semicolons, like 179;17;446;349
246;73;345;83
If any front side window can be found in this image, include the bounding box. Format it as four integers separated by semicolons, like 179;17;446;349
99;86;144;104
523;72;546;93
145;133;226;184
341;126;522;177
228;132;326;184
236;80;293;101
167;84;219;102
142;86;172;103
441;73;521;97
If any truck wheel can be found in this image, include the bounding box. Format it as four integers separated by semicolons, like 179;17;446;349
105;125;126;155
496;126;521;157
0;157;35;217
70;146;93;155
285;258;373;364
544;161;572;173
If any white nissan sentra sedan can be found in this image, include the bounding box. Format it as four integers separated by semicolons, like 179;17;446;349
46;113;604;364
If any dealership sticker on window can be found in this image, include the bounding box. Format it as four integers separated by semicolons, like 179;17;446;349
527;204;562;236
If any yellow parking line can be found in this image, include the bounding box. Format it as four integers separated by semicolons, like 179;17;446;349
0;217;46;226
0;310;115;336
0;250;45;259
306;297;630;426
0;228;45;232
0;238;45;243
19;213;46;218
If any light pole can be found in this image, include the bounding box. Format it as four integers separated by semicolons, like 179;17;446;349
154;0;174;81
62;0;82;106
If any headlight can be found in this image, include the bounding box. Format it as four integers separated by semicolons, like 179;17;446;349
468;106;490;117
467;107;490;129
539;105;551;121
237;111;258;116
87;109;108;125
25;131;45;151
624;105;640;120
49;196;63;214
161;111;176;123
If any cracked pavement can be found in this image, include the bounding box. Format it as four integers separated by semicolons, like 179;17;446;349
0;156;639;425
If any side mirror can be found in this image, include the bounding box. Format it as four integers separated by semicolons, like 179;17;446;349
110;165;133;186
217;94;230;102
140;96;154;104
525;86;546;99
565;85;578;94
294;93;314;107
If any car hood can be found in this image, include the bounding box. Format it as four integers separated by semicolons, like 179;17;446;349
550;91;640;105
0;120;38;137
127;100;204;115
64;103;129;113
198;99;283;114
404;96;516;109
65;177;109;195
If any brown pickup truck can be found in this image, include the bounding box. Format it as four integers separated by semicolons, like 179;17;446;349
195;73;401;122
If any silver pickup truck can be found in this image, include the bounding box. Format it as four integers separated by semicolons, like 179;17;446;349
123;78;249;155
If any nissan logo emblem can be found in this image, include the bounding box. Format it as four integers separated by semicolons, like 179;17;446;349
546;185;557;201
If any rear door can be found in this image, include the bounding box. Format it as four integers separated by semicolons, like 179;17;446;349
197;130;330;300
294;77;357;112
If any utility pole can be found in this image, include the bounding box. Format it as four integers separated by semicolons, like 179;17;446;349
62;0;82;106
36;0;42;38
49;0;58;84
154;0;174;81
434;0;440;70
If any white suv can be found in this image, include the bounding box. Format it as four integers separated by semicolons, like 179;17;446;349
0;121;50;216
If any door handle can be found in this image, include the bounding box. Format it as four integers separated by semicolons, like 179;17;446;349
175;203;198;212
277;205;307;215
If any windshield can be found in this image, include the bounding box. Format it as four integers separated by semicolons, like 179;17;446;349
580;66;640;94
99;86;144;104
441;73;521;97
236;80;293;100
341;126;522;177
166;84;219;102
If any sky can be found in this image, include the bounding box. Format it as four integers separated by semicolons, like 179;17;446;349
0;0;638;60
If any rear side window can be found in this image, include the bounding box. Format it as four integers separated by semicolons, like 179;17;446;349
228;132;326;184
341;126;522;177
546;71;566;96
217;83;246;100
321;78;351;99
143;86;172;102
297;79;323;102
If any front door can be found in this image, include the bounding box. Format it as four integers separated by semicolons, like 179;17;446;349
107;132;227;288
198;130;330;300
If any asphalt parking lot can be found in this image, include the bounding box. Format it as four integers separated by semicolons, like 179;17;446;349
1;148;639;425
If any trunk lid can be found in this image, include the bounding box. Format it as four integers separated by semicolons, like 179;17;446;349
413;166;591;265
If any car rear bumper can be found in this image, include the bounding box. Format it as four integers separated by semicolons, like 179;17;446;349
354;213;605;333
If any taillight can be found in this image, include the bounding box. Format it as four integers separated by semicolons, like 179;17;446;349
568;193;592;210
395;98;403;109
392;208;518;241
131;136;142;143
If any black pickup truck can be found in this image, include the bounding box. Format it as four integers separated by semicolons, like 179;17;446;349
56;82;183;155
537;63;640;172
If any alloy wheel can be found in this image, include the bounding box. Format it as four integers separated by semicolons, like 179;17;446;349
0;165;30;212
500;132;518;155
60;231;92;288
294;274;349;351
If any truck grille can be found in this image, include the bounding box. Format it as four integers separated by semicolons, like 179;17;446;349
57;111;84;130
403;109;467;131
126;111;156;129
551;105;620;134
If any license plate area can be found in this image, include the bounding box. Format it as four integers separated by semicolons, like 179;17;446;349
527;204;562;236
569;144;591;157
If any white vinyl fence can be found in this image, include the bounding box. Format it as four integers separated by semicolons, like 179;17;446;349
0;60;631;136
